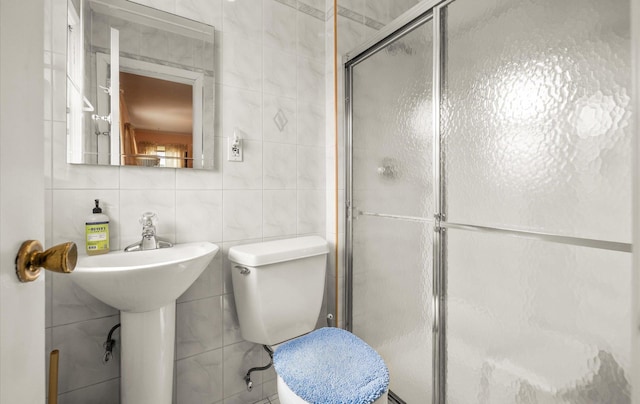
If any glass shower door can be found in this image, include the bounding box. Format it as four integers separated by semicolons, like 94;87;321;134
348;17;435;403
440;0;632;402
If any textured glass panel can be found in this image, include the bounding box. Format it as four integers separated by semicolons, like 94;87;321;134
442;0;631;242
352;215;433;403
446;229;631;404
352;19;433;218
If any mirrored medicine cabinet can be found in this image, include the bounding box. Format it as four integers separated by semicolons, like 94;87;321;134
66;0;215;169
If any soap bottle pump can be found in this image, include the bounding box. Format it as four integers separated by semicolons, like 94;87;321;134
86;199;110;255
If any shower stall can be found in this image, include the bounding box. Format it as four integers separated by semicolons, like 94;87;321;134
344;0;632;402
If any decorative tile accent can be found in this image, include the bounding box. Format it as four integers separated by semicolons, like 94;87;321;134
337;5;364;24
364;16;385;30
272;0;326;21
329;5;385;30
298;3;325;20
273;0;297;10
274;109;289;132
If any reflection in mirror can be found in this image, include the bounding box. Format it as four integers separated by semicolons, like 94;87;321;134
66;0;215;169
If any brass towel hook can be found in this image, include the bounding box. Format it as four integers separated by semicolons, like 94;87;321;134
15;240;77;283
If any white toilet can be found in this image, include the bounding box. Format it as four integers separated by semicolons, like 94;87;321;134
229;236;389;404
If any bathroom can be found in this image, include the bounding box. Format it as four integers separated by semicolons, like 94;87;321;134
0;0;639;403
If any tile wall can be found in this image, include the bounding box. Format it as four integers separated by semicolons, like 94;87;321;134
43;0;421;402
44;0;327;402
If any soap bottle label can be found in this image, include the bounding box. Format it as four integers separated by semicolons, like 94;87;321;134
86;221;109;252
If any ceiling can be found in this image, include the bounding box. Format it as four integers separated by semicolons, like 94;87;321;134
119;72;193;134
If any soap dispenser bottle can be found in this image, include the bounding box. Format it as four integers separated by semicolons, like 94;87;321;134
86;199;110;255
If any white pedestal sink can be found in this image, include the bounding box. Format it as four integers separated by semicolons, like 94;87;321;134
71;242;219;404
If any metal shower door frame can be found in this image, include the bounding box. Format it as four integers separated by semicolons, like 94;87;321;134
344;2;446;403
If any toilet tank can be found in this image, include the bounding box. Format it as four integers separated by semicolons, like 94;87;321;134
229;236;329;346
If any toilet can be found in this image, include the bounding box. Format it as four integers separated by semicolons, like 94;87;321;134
229;236;389;404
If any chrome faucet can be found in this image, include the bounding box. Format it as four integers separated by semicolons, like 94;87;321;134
124;212;173;252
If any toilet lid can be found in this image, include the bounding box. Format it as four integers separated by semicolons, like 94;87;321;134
273;328;389;404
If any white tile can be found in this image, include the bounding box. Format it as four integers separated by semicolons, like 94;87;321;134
179;252;224;303
263;94;297;144
51;315;121;393
223;342;265;397
297;190;326;234
263;142;297;190
56;378;120;404
120;166;176;189
337;14;367;56
52;189;120;250
268;393;280;404
51;273;118;327
263;190;297;237
222;191;263;241
297;101;325;146
297;12;325;60
176;190;223;243
299;0;325;10
176;349;224;404
176;165;223;191
263;378;277;398
222;139;263;190
165;31;194;67
223;388;263;404
222;294;242;346
176;0;222;27
140;25;170;63
204;74;217;140
223;0;263;41
297;145;326;189
263;0;297;53
338;0;364;14
112;17;142;56
130;0;175;14
297;56;324;104
221;34;262;91
221;86;262;141
176;296;224;359
119;189;176;249
263;47;297;98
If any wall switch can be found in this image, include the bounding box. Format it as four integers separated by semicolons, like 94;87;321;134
227;136;243;162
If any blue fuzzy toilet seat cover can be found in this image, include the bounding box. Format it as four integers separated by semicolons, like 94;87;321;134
273;327;389;404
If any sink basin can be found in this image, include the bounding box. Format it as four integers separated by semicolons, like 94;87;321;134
70;241;219;404
72;241;219;312
72;241;219;313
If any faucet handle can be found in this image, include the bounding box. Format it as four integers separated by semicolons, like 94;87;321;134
140;212;157;226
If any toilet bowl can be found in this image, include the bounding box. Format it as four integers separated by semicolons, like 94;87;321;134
228;237;389;404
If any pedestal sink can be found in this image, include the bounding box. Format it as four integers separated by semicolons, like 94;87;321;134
70;242;219;404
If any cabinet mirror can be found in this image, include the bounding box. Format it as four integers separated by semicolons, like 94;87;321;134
67;0;215;169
